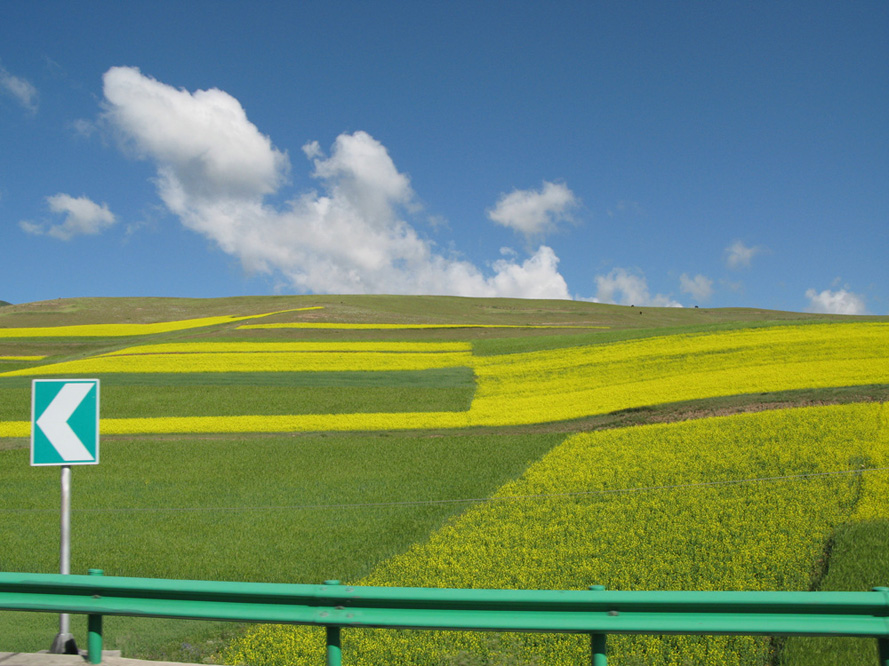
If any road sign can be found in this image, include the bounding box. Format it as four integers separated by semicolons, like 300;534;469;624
31;379;99;466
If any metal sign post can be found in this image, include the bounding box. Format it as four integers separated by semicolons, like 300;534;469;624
49;465;76;654
31;379;100;654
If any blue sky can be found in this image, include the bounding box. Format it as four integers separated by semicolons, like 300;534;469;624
1;2;886;313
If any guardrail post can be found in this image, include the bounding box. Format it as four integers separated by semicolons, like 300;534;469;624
872;587;889;666
589;585;607;666
87;569;104;665
324;580;342;666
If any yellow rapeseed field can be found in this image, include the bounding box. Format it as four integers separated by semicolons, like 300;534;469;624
223;402;889;666
99;341;472;355
467;323;889;426
0;422;27;438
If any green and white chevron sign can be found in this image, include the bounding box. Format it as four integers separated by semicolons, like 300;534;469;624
31;379;100;466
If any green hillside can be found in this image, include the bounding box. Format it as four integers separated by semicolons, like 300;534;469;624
0;296;887;665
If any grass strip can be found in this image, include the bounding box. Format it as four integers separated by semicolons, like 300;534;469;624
0;386;474;421
0;369;476;422
0;351;473;376
0;368;475;389
776;521;889;665
239;323;609;330
0;307;319;338
469;320;829;356
0;315;249;338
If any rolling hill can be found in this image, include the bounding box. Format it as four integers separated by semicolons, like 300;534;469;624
0;296;886;665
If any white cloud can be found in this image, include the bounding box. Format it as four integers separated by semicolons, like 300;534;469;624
0;63;38;113
487;246;569;299
805;288;867;315
487;181;578;238
679;273;714;302
102;66;288;201
100;66;570;299
588;268;682;307
18;220;43;235
20;194;115;240
724;240;763;270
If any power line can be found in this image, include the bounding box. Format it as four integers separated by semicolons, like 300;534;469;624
3;465;887;515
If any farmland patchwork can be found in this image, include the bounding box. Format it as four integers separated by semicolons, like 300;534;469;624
0;322;886;437
1;302;888;665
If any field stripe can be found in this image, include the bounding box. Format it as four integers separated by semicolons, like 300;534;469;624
99;341;472;355
0;307;314;338
1;322;885;436
0;368;475;389
0;351;473;376
238;323;608;330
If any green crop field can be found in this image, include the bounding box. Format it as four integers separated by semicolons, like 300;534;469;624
0;295;887;665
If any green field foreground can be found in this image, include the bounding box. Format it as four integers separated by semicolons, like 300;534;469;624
1;296;888;665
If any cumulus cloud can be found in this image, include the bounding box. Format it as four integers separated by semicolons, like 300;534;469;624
100;66;570;298
20;194;115;240
589;268;682;307
487;181;577;239
0;63;38;113
102;66;288;201
487;246;570;299
724;240;763;270
805;288;867;315
679;273;714;302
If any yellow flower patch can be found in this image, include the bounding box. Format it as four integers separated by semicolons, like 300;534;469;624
0;421;28;438
466;323;889;426
222;403;889;666
100;341;472;355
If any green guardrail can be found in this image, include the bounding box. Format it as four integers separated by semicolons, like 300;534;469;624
1;571;888;665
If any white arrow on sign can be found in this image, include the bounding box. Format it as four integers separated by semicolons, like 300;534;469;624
36;382;95;461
